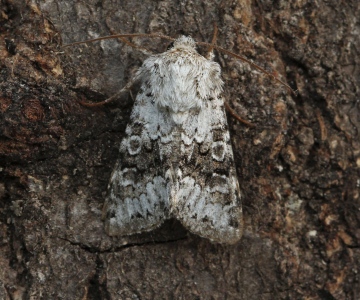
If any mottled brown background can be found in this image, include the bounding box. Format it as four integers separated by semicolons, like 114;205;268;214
0;0;359;299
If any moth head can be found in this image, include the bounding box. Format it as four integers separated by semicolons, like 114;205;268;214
172;36;197;51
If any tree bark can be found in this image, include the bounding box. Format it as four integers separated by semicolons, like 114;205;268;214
0;0;359;299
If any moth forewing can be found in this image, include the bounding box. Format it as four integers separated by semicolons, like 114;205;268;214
101;36;243;244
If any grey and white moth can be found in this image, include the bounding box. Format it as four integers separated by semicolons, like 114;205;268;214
101;36;243;244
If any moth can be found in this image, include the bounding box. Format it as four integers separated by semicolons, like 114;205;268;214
66;32;293;244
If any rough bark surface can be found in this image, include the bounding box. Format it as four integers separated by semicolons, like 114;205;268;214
0;0;359;299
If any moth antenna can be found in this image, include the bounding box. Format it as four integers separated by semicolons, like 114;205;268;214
117;37;153;56
64;33;175;107
65;32;297;108
78;80;135;107
197;41;298;95
206;24;255;127
224;102;255;128
205;23;218;59
63;33;175;47
106;29;154;55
